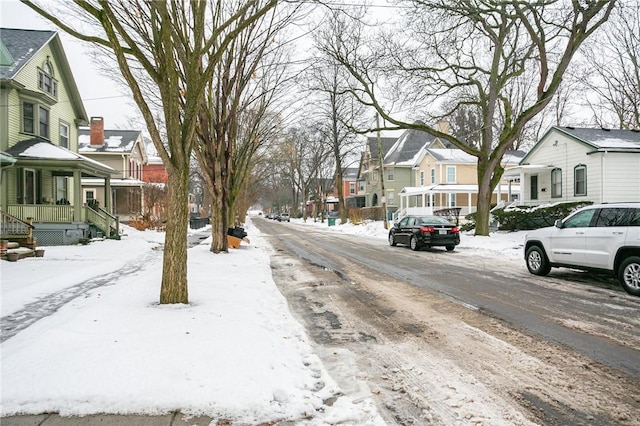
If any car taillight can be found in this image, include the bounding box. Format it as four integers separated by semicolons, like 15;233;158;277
419;226;435;233
451;227;459;233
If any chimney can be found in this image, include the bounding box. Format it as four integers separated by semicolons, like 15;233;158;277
90;117;104;146
436;120;450;134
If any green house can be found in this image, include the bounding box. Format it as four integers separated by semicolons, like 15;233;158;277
0;28;117;245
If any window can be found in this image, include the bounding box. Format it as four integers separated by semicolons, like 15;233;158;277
420;171;425;186
39;106;49;138
59;121;69;148
387;168;394;181
38;60;58;97
574;165;587;196
387;191;395;205
358;181;364;191
23;101;35;134
446;166;456;183
24;168;37;204
372;171;378;182
563;208;596;228
430;168;435;184
530;175;538;200
55;176;68;203
594;208;632;227
349;182;356;194
447;193;456;207
551;168;562;198
84;190;95;204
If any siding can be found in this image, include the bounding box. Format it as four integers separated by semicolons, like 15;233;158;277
600;152;640;202
11;42;80;150
522;133;603;203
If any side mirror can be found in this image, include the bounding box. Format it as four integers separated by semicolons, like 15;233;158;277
555;219;564;228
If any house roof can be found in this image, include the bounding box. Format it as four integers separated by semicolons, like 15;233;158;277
78;129;144;154
366;136;396;160
342;167;359;180
385;126;437;166
0;28;88;123
5;138;115;176
0;28;56;79
521;126;640;165
557;126;640;150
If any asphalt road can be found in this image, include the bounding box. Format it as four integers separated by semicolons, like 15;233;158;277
255;218;639;375
254;217;640;425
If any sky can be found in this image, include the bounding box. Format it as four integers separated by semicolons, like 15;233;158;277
0;215;529;424
0;0;139;128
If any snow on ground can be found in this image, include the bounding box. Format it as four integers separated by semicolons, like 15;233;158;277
0;215;528;424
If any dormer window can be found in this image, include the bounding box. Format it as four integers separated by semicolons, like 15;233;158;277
38;57;58;98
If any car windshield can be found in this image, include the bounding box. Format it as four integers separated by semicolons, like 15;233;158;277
417;216;452;225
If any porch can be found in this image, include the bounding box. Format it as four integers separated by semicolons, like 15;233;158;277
2;204;119;245
394;183;520;222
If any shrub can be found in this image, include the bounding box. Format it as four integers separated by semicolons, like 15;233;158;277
492;201;593;231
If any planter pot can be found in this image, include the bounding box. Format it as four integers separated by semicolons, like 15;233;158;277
35;249;45;257
6;252;20;262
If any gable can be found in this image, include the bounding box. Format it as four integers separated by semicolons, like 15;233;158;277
521;126;640;165
0;28;87;124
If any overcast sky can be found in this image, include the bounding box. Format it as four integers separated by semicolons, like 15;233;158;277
1;0;139;129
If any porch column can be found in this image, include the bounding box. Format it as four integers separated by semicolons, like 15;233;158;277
519;172;525;203
74;170;82;220
468;193;472;215
104;177;112;212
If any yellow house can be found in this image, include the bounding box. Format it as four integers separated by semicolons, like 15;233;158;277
396;139;523;220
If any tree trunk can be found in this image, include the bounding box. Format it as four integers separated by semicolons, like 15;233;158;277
474;158;494;236
159;166;190;304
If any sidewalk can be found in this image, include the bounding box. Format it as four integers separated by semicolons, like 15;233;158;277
2;412;278;425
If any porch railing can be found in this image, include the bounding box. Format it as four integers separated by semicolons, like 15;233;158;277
4;204;119;238
85;206;119;237
6;204;76;223
1;210;35;238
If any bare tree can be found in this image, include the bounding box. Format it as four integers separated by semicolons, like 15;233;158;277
278;125;330;221
24;0;278;303
304;55;367;224
581;2;640;128
320;0;614;235
194;2;297;253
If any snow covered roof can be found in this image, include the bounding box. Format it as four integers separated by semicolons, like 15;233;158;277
556;126;640;150
384;126;437;166
401;183;519;196
82;178;145;187
0;28;55;79
5;138;114;176
79;129;143;154
427;148;476;163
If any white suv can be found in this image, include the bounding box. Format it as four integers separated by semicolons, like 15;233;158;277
524;203;640;296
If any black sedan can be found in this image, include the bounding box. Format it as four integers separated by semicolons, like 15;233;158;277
388;215;460;251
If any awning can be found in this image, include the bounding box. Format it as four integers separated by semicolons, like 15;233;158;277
502;165;555;178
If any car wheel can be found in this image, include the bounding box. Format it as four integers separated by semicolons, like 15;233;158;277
618;256;640;296
446;245;455;252
410;235;419;251
388;233;397;246
526;245;551;276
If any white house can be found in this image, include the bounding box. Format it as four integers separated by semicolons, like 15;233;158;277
503;126;640;206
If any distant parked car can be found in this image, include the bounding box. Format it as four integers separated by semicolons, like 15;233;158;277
279;212;290;222
389;215;460;251
524;203;640;296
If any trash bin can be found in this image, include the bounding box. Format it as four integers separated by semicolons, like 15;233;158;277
328;217;336;226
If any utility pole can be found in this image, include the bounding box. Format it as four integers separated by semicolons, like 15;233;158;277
376;113;388;229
